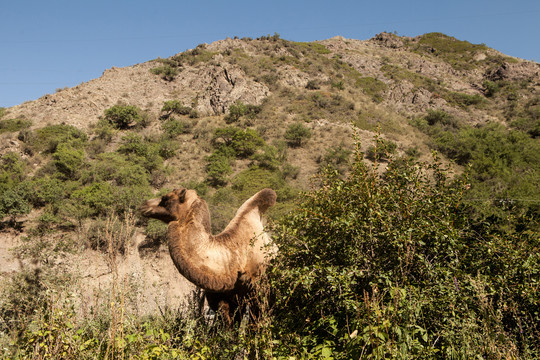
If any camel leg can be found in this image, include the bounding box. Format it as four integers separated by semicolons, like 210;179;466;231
205;292;234;326
218;300;232;325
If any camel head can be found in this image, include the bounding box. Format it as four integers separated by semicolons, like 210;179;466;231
140;187;198;223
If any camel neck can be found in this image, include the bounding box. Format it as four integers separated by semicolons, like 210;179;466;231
167;220;239;292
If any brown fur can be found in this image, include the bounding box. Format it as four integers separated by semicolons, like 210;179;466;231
140;187;276;323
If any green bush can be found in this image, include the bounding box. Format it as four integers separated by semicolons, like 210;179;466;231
319;144;351;173
144;218;169;244
161;118;189;138
0;118;32;134
230;128;264;157
161;100;192;118
30;176;64;208
114;185;152;214
250;145;281;170
410;32;490;70
81;152;149;188
171;45;217;66
150;65;179;81
224;101;248;124
424;109;458;128
0;152;26;190
205;151;233;186
483;80;500;97
224;101;262;124
0;186;31;219
157;139;178;159
71;182;115;217
365;137;397;162
305;80;321;90
104;105;144;129
52;144;85;180
211;127;265;158
356;77;387;102
284;122;311;147
26;124;87;153
269;144;539;358
447;91;484;108
117;134;163;172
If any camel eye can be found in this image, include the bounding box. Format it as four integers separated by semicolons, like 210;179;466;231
159;195;170;207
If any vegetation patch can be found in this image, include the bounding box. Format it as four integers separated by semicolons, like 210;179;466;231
284;122;312;147
269;142;539;358
24;124;87;153
0;118;32;134
409;32;489;70
355;76;388;102
415;111;540;223
104;105;145;129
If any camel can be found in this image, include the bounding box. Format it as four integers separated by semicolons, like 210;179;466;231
140;187;277;323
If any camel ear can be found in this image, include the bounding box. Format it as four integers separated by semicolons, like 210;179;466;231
178;188;187;203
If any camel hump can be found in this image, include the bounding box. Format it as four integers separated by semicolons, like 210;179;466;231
252;188;277;214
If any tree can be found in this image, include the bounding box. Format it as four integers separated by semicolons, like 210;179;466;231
160;100;191;119
104;105;144;129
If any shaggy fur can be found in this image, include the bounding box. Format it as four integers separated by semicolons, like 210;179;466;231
140;187;276;323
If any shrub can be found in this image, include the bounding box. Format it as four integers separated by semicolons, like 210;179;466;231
319;144;351;173
230;128;264;157
483;80;500;97
410;32;490;70
30;176;64;208
0;152;26;189
224;101;262;124
26;124;87;153
0;186;31;219
424;109;458;128
52;144;85;179
144;218;168;244
157;139;178;159
114;185;152;214
231;167;290;200
224;101;248;124
71;182;115;217
251;145;281;170
305;80;321;90
161;118;188;138
331;80;345;90
117;134;163;172
82;152;149;187
205;151;233;186
447;91;484;107
104;105;144;129
365;137;397;162
0;118;32;134
284;122;311;147
211;127;265;158
269;143;539;358
281;162;300;179
161;100;192;118
150;65;179;81
356;77;388;102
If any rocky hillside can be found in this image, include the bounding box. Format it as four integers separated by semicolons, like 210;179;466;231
0;32;539;315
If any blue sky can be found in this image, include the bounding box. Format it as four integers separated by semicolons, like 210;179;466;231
1;0;539;108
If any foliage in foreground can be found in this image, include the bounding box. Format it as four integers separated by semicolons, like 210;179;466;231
269;138;539;358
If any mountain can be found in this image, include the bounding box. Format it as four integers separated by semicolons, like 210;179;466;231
0;32;539;335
